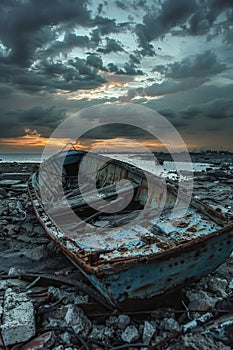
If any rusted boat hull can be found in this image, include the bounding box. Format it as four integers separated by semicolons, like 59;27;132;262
28;150;233;308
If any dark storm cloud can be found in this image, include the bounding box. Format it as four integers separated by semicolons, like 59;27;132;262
115;1;128;11
135;0;197;51
129;53;141;65
0;105;66;138
91;16;129;35
80;123;154;140
164;51;226;79
97;37;125;54
200;98;233;119
0;83;14;97
206;0;233;25
144;77;207;96
44;33;91;57
223;28;233;44
86;54;104;69
175;97;233;134
158;108;177;119
107;62;143;75
90;28;102;45
134;0;233;52
180;106;201;119
0;0;91;67
0;58;107;93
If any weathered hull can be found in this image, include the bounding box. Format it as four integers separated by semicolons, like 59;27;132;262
28;150;233;308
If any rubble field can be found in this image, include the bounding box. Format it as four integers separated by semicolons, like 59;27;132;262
0;153;233;349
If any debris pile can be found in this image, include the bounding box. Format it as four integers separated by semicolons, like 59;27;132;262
0;154;233;349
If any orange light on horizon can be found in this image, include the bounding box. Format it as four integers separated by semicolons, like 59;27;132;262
1;129;196;153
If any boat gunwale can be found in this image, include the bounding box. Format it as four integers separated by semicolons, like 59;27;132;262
28;156;233;276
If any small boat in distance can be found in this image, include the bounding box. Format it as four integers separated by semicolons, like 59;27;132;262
28;150;233;309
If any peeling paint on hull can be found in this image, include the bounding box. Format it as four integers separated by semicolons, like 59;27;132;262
28;150;233;308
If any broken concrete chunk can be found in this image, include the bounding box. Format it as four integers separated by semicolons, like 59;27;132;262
117;314;131;330
208;277;228;297
121;325;140;343
65;304;92;338
143;320;156;345
0;289;35;346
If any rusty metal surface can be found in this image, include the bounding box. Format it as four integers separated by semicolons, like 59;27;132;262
28;150;233;305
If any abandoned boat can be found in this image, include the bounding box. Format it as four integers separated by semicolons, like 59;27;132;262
28;150;233;308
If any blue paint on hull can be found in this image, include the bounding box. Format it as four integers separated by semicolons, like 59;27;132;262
85;230;233;305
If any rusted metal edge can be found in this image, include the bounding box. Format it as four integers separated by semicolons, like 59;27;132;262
28;175;233;278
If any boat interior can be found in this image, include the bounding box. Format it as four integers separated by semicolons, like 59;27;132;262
33;151;226;257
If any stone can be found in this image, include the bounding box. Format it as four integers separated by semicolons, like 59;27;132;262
0;289;35;346
105;315;118;327
21;222;33;234
170;333;231;350
208;277;228;297
186;289;219;309
65;304;92;338
60;332;71;346
121;325;140;343
160;317;180;332
142;321;156;345
0;188;7;197
104;327;115;339
229;279;233;289
117;314;131;330
8;267;19;276
89;325;105;340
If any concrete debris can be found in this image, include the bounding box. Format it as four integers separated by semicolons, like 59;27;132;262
121;325;140;343
142;320;156;345
89;324;105;340
186;289;220;310
160;317;181;332
117;314;131;330
170;333;231;350
208;277;228;297
0;155;233;348
64;304;92;338
0;289;35;346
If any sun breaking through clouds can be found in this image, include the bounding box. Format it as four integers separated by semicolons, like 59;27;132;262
0;0;232;152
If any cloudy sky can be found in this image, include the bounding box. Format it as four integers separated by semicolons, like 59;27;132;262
0;0;232;153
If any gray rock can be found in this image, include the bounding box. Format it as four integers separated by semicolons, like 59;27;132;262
104;327;115;339
170;333;231;350
160;317;180;332
21;222;33;234
0;188;7;197
60;332;71;346
105;315;118;327
142;321;155;345
229;278;233;289
208;277;228;297
186;289;219;309
89;324;105;340
121;325;140;343
65;304;92;338
117;314;131;330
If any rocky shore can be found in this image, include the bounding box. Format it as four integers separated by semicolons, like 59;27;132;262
0;154;233;349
